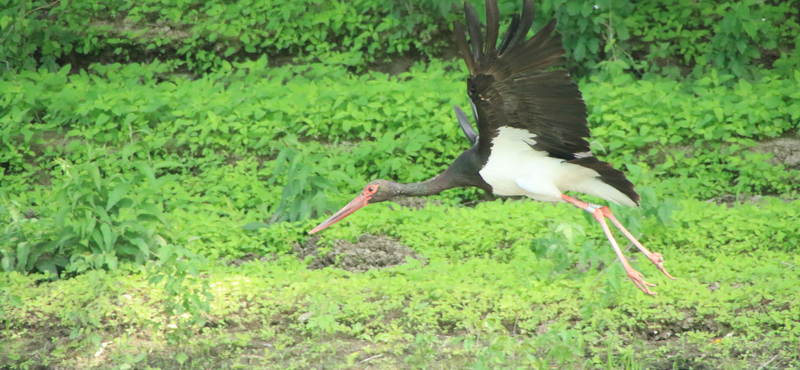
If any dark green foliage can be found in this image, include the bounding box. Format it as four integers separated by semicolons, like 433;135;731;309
0;0;65;72
539;0;799;78
1;0;797;78
0;0;449;72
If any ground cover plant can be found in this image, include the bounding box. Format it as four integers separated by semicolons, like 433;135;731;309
1;0;799;369
2;0;798;76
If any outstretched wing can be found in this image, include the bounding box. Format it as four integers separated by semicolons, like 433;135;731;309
452;0;639;204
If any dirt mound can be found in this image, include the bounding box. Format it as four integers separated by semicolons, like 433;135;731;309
296;233;419;272
754;136;800;169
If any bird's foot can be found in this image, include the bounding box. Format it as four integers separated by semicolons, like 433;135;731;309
625;267;657;295
645;252;676;280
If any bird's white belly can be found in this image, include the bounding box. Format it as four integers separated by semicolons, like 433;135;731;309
478;127;630;205
480;152;568;202
478;127;560;199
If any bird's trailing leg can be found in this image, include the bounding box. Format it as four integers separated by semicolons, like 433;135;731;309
560;194;671;295
560;194;674;278
598;207;675;280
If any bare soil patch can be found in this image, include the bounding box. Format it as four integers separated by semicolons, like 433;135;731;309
296;233;420;272
754;136;800;169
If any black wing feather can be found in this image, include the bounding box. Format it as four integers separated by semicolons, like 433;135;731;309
484;0;499;58
454;105;479;146
453;21;476;74
464;2;483;64
505;0;535;52
497;13;520;55
453;0;639;205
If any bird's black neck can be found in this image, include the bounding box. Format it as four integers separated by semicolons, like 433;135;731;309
398;175;450;197
398;147;492;197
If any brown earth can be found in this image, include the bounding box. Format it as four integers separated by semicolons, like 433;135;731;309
754;136;800;169
295;233;420;272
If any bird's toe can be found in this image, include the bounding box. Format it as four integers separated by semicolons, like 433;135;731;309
649;252;677;280
626;268;657;295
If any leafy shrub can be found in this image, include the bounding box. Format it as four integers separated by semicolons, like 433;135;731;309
147;243;212;341
0;59;471;215
0;152;173;275
267;146;343;223
539;0;798;78
0;0;450;73
0;0;67;71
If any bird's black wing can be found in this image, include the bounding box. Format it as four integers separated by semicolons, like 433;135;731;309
452;0;639;204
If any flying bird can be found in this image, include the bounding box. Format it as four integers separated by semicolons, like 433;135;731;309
310;0;675;294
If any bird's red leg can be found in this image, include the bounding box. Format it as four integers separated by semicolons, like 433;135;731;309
597;207;675;280
561;194;657;295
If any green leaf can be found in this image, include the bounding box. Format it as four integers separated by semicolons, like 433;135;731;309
616;25;630;41
106;184;131;211
91;228;105;250
0;16;11;30
104;253;118;270
36;259;58;276
714;107;724;122
89;165;102;192
573;40;586;61
134;162;156;185
16;243;31;271
2;255;14;272
101;223;116;252
117;245;140;256
242;222;270;230
153;161;183;170
96;113;110;126
131;238;151;256
137;214;159;223
57;64;71;77
567;2;582;15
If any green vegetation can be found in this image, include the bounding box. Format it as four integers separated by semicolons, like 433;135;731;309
1;0;799;368
2;0;797;76
3;200;800;369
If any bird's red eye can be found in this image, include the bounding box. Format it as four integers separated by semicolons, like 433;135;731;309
365;185;377;195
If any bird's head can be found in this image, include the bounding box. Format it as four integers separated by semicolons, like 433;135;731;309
309;179;401;234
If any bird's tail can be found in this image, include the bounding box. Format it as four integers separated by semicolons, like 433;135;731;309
568;156;641;206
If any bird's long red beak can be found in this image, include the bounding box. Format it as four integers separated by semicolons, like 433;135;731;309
309;194;369;234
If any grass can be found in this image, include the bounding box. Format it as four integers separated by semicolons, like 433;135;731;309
2;197;799;369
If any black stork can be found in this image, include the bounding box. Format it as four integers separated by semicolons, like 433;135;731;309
310;0;675;294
